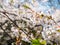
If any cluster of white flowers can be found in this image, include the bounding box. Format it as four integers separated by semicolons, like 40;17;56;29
0;0;60;44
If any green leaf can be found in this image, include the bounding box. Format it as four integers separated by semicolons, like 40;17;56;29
31;39;41;45
23;5;30;9
40;40;46;45
0;5;3;8
56;29;60;32
10;0;14;3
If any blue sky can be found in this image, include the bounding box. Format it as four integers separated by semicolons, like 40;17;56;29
3;0;60;15
37;0;60;14
19;0;60;15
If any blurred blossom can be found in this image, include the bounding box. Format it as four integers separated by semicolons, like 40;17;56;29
0;0;60;44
